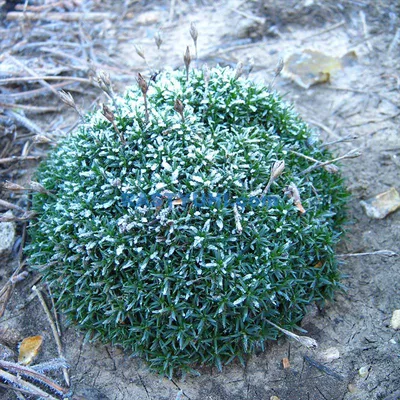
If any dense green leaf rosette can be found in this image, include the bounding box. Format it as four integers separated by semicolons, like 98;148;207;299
27;66;348;377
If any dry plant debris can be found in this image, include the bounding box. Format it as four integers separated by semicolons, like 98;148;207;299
17;335;43;365
282;49;357;89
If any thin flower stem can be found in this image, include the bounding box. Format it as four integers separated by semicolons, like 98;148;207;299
265;319;318;349
32;286;70;387
299;149;361;175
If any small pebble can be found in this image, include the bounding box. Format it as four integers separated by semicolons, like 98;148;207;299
270;396;280;400
348;383;358;393
0;212;16;255
320;347;340;362
359;366;369;378
0;324;23;347
360;187;400;219
389;338;397;345
390;310;400;330
282;357;290;369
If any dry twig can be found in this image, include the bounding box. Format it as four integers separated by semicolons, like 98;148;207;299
6;11;118;22
32;286;70;387
299;149;361;175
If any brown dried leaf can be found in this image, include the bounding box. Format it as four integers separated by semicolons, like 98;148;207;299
283;50;357;89
18;335;43;365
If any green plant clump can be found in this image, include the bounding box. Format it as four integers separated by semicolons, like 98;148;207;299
27;66;348;377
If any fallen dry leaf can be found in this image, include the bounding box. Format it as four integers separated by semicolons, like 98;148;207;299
18;335;43;365
283;49;356;89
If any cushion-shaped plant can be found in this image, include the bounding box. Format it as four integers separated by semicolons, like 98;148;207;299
27;66;348;377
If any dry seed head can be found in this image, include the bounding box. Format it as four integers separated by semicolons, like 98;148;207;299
271;160;285;180
190;22;198;43
33;135;52;144
274;58;284;77
324;164;339;173
97;70;111;87
58;90;76;109
296;335;318;349
234;61;244;79
3;181;26;191
134;44;146;60
285;182;301;203
285;182;306;213
30;181;49;195
246;57;254;77
10;271;29;284
184;46;191;70
174;99;185;119
137;73;148;95
154;31;163;50
96;70;114;99
102;104;115;122
346;149;362;158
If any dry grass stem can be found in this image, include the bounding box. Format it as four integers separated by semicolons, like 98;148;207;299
190;23;198;59
265;319;318;349
290;151;339;173
234;61;244;79
0;156;41;165
32;286;70;387
184;46;191;81
0;199;26;213
102;104;126;144
300;149;361;175
337;250;397;258
137;73;149;124
6;11;118;22
0;102;59;113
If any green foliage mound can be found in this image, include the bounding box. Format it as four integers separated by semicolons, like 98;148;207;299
27;66;348;376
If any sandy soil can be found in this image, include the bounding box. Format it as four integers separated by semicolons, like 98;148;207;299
0;0;399;399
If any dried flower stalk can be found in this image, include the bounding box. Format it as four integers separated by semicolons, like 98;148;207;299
184;46;191;81
154;31;163;50
234;61;244;80
137;73;149;124
102;104;125;144
300;149;361;175
32;286;70;387
174;99;185;122
58;90;84;120
269;58;284;89
190;23;198;59
285;182;306;213
265;319;318;349
263;160;285;194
